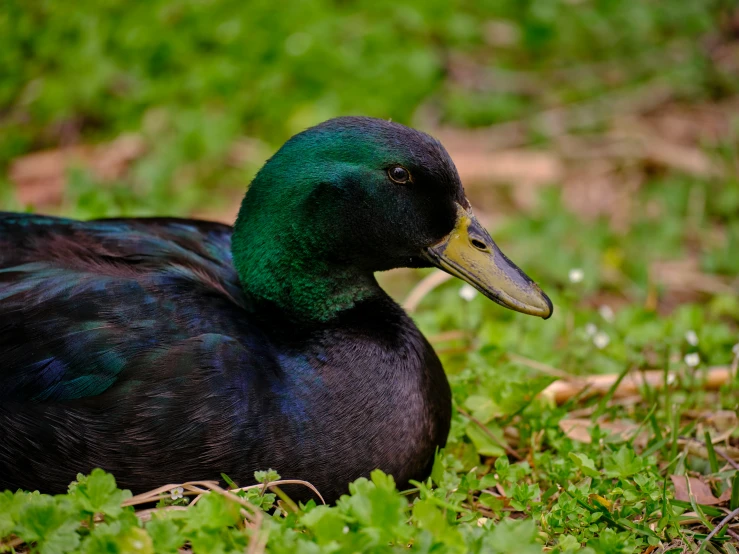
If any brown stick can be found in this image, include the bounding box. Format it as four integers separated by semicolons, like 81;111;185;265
403;270;452;313
507;352;575;380
541;366;733;404
701;507;739;548
678;436;739;472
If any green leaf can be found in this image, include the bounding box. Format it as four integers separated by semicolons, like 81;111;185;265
342;470;410;544
70;469;132;518
411;498;465;552
242;488;277;511
300;505;347;545
0;490;26;538
254;469;281;484
486;518;542;554
188;527;247;554
465;422;505;457
478;492;505;512
568;453;600;478
604;446;643;479
430;448;445;486
479;473;498;489
464;395;499;422
185;493;241;532
81;522;153;554
146;518;185;554
510;483;540;512
557;534;585;553
14;496;80;554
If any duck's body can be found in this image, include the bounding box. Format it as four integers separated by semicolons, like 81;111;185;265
0;117;550;501
0;214;448;499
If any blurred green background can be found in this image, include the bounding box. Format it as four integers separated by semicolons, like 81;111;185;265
1;0;737;308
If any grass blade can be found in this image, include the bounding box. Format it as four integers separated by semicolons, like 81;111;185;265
704;431;719;475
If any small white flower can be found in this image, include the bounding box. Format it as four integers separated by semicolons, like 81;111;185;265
732;343;739;356
568;268;584;284
585;323;598;337
459;283;477;302
342;526;349;534
170;486;184;500
598;305;615;322
477;517;489;527
685;330;699;346
684;352;700;367
593;331;610;349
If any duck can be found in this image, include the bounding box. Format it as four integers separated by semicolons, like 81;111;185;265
0;117;552;503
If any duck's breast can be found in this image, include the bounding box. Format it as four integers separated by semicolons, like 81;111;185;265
256;297;452;499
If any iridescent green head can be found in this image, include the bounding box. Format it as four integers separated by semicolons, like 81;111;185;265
232;116;552;321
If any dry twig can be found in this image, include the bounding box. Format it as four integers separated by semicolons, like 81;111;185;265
700;507;739;550
403;270;452;313
541;366;733;404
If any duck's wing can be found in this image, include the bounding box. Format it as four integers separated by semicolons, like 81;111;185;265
0;213;249;403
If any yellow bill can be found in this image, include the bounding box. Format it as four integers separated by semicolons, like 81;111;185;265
422;203;553;319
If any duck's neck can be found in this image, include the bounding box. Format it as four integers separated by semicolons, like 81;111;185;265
239;253;380;321
231;207;381;322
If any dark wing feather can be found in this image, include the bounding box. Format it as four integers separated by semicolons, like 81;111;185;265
0;213;248;403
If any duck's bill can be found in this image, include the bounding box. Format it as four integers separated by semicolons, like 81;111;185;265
422;203;553;319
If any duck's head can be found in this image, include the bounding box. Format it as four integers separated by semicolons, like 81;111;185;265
233;116;552;321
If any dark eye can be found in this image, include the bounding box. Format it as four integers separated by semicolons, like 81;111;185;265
388;166;410;184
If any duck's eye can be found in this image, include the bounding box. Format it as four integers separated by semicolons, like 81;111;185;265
388;166;410;184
